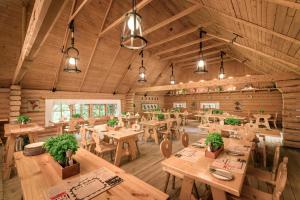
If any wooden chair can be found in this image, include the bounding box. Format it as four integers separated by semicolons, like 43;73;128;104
88;117;96;126
181;130;189;147
268;113;278;129
247;144;281;184
171;117;182;139
229;157;288;200
91;131;116;161
79;127;95;151
160;136;199;198
158;121;173;140
64;119;79;134
257;136;267;168
117;116;125;127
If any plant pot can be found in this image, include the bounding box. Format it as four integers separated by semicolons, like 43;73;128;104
48;155;80;179
205;145;224;159
107;126;120;131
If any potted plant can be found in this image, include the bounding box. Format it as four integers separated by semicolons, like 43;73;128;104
107;118;119;131
121;111;126;116
72;113;82;119
259;109;265;114
212;109;224;115
17;115;31;125
205;133;224;159
157;113;165;121
43;134;79;179
224;118;241;126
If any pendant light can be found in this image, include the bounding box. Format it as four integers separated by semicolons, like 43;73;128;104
218;51;226;79
170;63;175;85
138;50;146;82
64;20;81;73
121;0;147;50
194;29;208;74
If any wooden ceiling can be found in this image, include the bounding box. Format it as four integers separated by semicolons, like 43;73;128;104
0;0;299;94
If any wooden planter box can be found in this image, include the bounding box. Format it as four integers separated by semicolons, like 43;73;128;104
205;145;224;159
49;155;80;179
107;126;120;131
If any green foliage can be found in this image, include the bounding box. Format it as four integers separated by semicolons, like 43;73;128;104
212;109;224;115
205;133;224;151
121;112;126;116
107;118;118;127
157;113;165;121
43;134;78;164
259;109;265;114
72;113;82;118
171;108;180;113
224;118;241;125
154;108;161;112
17;115;30;124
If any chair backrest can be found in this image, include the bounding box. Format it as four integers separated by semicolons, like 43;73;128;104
176;117;182;128
273;157;288;200
80;127;87;145
271;144;281;180
181;130;189;147
273;112;278;120
69;119;78;131
88;117;96;126
160;135;172;158
258;137;267;168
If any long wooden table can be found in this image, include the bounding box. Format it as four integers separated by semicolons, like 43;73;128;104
140;119;176;144
14;148;168;200
161;138;252;200
89;126;143;166
3;123;45;180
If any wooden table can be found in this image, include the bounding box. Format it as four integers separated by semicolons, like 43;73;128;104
3;123;45;180
121;116;139;128
90;127;143;166
14;148;168;200
206;114;245;124
253;114;271;129
140;119;176;144
161;138;252;200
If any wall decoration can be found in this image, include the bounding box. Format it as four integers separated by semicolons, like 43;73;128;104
173;102;186;108
200;102;220;109
27;99;40;112
142;103;159;111
234;101;241;111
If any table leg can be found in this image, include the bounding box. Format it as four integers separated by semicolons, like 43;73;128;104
179;176;194;200
144;127;150;142
3;135;16;180
127;137;138;160
114;140;124;166
211;187;227;200
264;117;271;129
153;128;159;144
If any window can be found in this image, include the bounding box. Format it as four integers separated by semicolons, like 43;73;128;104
92;104;106;117
51;103;71;122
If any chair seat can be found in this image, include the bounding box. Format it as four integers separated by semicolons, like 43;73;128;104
242;185;273;200
94;143;116;154
247;166;275;185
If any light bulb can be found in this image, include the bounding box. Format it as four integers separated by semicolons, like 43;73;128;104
197;59;205;69
127;15;140;31
140;73;145;79
68;57;76;65
170;80;175;85
219;73;225;79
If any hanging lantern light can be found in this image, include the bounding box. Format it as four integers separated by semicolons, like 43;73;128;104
138;50;146;82
218;51;226;79
121;0;147;50
194;29;208;74
170;63;176;85
64;20;81;73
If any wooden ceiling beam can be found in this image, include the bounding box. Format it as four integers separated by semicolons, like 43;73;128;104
78;0;113;92
204;5;300;45
51;0;77;89
174;49;223;64
98;0;153;38
12;0;53;84
264;0;300;10
161;42;225;61
207;33;300;74
68;0;91;23
155;37;213;56
134;74;298;92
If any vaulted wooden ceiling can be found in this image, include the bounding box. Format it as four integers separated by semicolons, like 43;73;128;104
0;0;299;94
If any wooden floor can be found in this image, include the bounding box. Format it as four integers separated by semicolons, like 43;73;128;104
2;121;300;200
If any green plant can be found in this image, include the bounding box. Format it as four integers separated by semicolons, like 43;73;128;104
205;133;224;152
43;134;78;165
157;113;165;121
212;109;224;115
107;118;118;127
171;108;180;113
72;113;81;118
17;115;30;124
259;109;265;114
224;118;241;125
121;111;126;116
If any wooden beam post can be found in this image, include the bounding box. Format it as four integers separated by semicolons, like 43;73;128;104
78;0;113;92
173;49;224;64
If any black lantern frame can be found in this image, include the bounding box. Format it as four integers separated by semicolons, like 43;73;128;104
218;51;226;79
170;63;175;85
138;50;147;82
194;29;208;74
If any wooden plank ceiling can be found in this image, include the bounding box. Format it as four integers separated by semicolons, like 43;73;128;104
0;0;299;94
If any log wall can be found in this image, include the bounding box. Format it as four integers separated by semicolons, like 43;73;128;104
0;89;9;121
277;79;300;148
164;90;283;122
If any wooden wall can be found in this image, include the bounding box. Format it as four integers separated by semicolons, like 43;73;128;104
0;89;9;120
20;89;126;126
277;80;300;148
164;90;283;122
